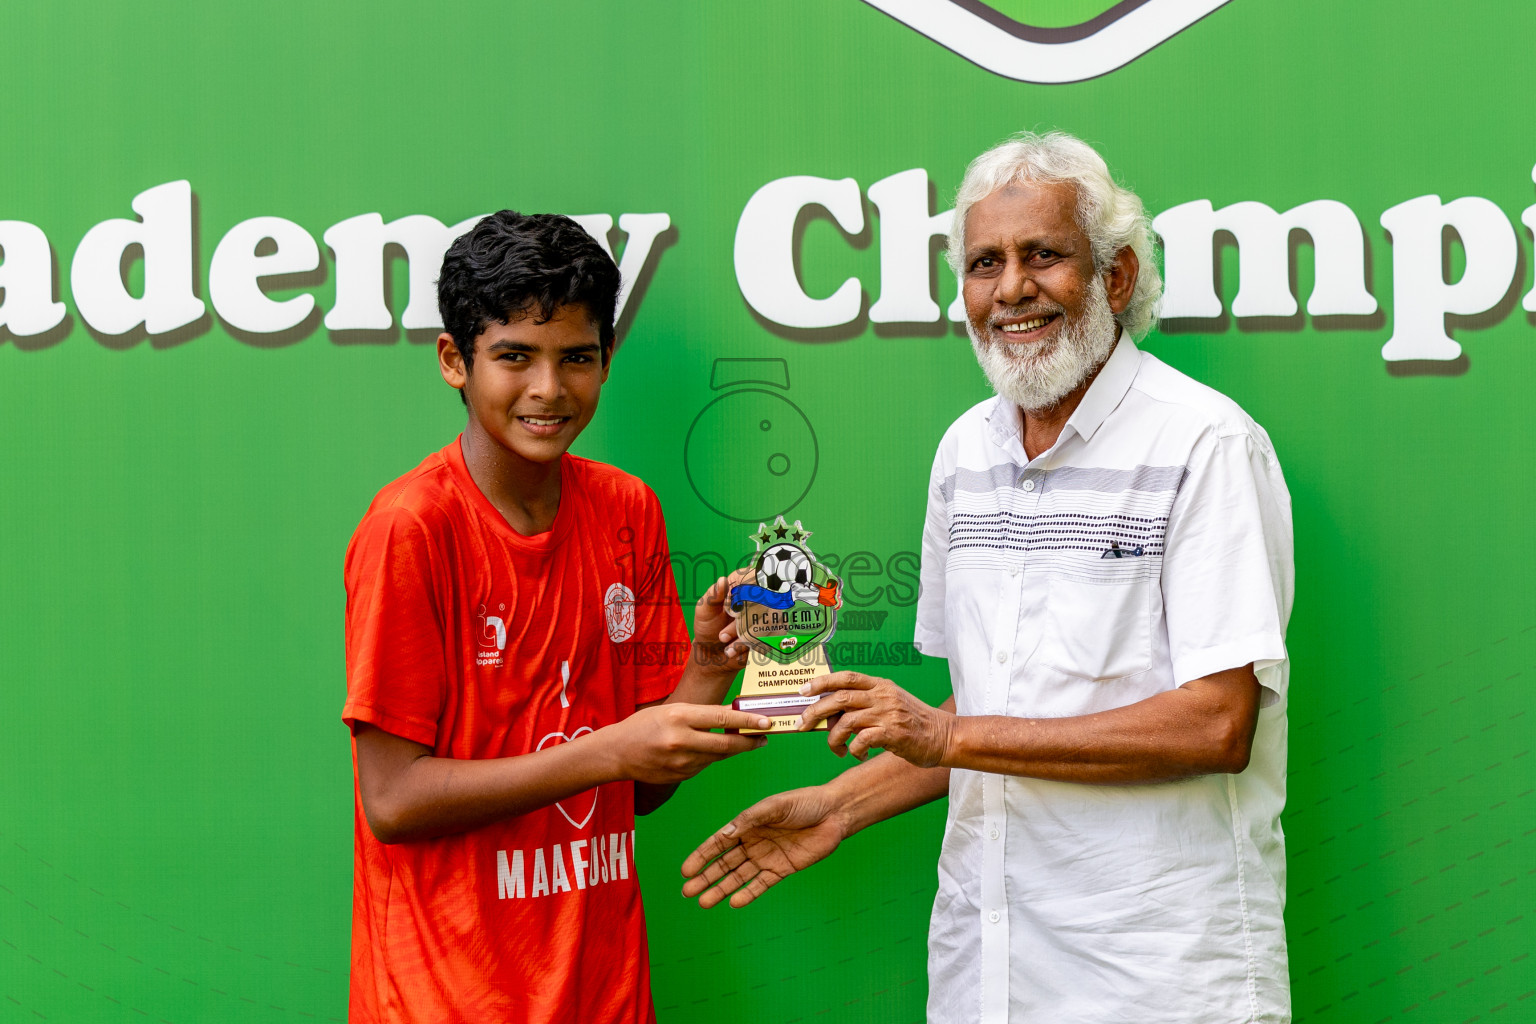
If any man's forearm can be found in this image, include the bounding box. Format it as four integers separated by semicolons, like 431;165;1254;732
825;750;951;837
823;693;957;836
940;669;1259;784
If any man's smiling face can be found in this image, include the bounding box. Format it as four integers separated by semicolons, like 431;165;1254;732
439;304;610;466
960;180;1134;412
961;180;1098;354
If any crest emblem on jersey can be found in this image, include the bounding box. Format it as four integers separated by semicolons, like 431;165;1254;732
727;515;842;665
603;582;636;643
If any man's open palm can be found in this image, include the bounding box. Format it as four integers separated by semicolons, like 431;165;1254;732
681;787;846;908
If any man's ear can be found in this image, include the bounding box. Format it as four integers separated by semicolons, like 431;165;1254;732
437;333;469;390
1103;245;1139;315
600;343;613;384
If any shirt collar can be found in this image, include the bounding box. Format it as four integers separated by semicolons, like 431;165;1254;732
984;332;1141;457
984;395;1024;455
1063;332;1140;444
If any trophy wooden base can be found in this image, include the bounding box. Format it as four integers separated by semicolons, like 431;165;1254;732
731;646;831;735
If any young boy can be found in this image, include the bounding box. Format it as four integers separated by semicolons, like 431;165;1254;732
342;211;770;1022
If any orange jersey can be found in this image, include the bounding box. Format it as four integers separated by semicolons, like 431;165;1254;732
342;438;687;1023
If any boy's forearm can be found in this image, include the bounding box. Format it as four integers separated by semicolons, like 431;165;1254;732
635;647;741;814
665;643;740;706
357;725;626;844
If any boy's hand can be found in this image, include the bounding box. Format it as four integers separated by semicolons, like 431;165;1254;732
608;703;771;784
690;571;754;676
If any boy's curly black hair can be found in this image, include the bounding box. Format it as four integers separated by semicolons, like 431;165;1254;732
437;210;620;372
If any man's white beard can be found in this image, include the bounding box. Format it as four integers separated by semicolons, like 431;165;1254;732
967;276;1119;413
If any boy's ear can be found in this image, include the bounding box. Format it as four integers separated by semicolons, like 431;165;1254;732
438;333;468;390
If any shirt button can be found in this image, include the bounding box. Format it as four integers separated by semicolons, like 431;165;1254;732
988;910;1001;923
995;650;1007;664
989;828;1000;840
1021;478;1036;492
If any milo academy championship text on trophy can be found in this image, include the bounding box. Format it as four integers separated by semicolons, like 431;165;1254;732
728;516;844;735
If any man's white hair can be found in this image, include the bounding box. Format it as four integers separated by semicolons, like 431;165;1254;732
947;130;1161;339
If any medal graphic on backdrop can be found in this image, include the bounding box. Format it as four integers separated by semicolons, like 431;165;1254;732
727;515;844;735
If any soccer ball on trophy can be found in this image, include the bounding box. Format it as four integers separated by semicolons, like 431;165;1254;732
758;544;812;593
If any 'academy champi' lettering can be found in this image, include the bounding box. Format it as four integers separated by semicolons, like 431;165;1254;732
495;830;635;900
10;166;1536;366
20;169;1536;366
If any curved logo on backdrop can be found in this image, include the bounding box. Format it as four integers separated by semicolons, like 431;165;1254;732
862;0;1236;83
684;358;819;524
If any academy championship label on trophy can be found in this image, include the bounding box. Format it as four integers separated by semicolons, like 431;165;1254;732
727;515;843;735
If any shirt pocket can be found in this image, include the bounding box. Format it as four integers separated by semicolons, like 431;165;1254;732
1039;571;1152;681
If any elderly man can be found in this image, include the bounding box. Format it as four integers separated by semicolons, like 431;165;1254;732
682;131;1294;1024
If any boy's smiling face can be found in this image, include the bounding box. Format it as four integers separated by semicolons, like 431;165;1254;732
437;304;610;466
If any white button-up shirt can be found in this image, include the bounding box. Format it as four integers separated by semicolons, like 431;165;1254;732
915;337;1294;1024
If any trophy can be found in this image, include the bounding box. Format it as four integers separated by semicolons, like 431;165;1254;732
727;515;843;735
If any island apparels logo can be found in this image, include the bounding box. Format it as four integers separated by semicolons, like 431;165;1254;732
862;0;1235;83
477;602;509;667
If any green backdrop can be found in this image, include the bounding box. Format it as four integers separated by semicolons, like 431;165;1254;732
3;2;1533;1022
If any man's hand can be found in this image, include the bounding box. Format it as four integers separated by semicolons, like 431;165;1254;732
604;703;770;785
681;786;847;908
689;571;754;677
798;672;956;766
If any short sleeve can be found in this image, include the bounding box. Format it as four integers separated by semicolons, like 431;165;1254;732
342;506;449;746
1161;429;1294;704
913;446;951;659
629;489;690;706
